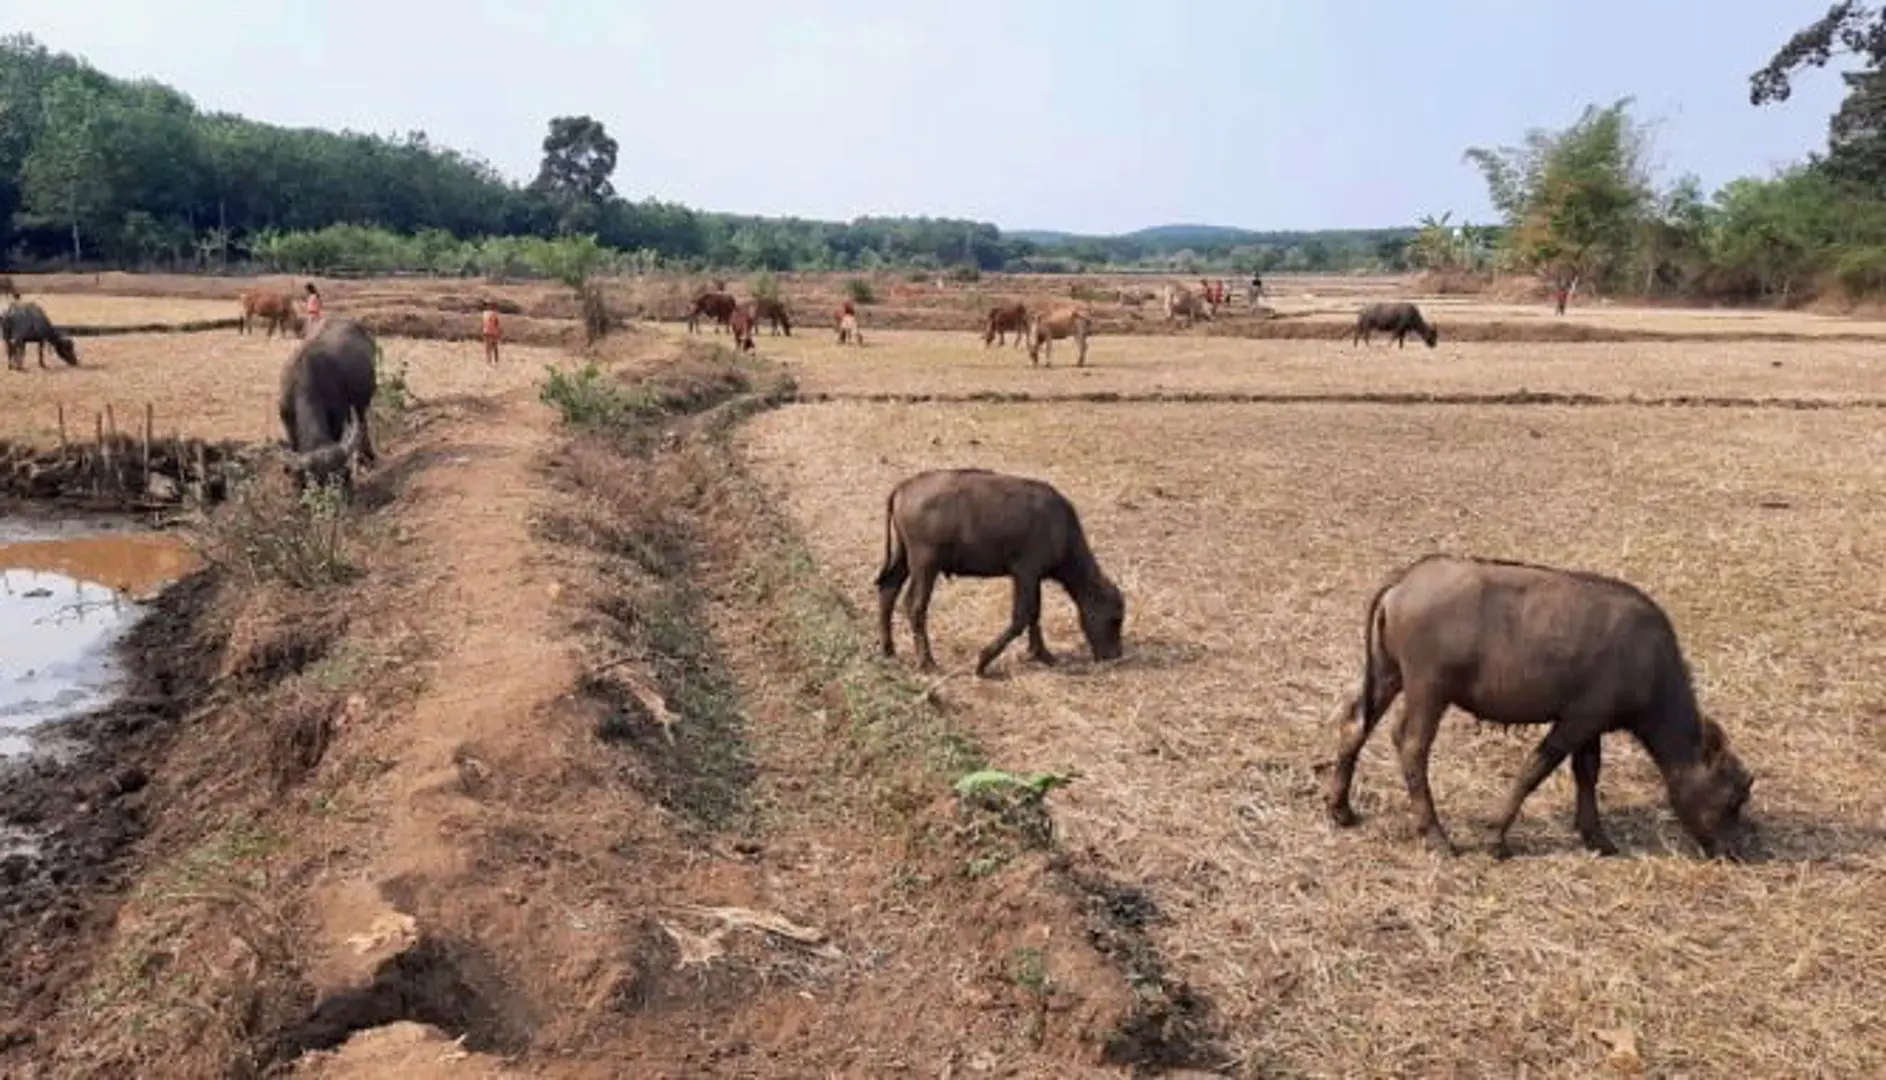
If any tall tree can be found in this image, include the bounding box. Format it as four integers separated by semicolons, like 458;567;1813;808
530;115;618;203
1751;3;1886;190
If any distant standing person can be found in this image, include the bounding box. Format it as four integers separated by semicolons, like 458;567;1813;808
481;300;502;364
305;282;324;324
1249;271;1265;309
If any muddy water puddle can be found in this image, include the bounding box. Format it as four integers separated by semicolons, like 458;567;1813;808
0;514;201;759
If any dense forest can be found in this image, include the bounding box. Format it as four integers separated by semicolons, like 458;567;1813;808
5;5;1885;298
0;33;1405;278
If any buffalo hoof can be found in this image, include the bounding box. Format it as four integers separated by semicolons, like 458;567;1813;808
1326;803;1360;829
1027;649;1057;667
1421;830;1459;858
917;659;939;675
1491;840;1515;861
1581;833;1620;857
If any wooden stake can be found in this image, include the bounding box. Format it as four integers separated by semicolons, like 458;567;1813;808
142;403;153;493
56;403;66;460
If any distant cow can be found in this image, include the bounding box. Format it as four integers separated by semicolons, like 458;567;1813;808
1324;554;1754;859
239;289;306;338
729;303;758;352
753;295;793;336
1163;284;1211;327
983;302;1029;348
687;290;738;334
1352;301;1438;349
2;302;79;370
875;468;1126;676
278;316;379;494
1027;307;1090;367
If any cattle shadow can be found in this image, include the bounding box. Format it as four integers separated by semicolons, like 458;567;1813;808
354;443;505;511
1459;800;1886;865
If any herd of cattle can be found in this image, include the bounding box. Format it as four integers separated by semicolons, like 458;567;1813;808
0;274;1753;864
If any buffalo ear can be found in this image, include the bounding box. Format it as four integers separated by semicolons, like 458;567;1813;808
1698;716;1727;764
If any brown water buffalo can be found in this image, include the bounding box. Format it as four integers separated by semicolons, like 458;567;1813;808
1353;301;1438;348
278;316;379;493
687;290;738;334
1163;284;1211;327
2;302;79;369
1026;307;1090;367
1324;554;1754;860
240;289;306;338
983;302;1029;347
754;295;793;336
875;468;1126;677
729;303;758;352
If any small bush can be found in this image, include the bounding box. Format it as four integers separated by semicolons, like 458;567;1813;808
539;360;640;430
1834;246;1886;298
751;272;781;303
845;278;877;305
192;472;358;590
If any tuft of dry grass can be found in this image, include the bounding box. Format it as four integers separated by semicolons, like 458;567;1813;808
737;397;1886;1077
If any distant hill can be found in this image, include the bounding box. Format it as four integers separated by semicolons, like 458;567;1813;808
1011;223;1412;251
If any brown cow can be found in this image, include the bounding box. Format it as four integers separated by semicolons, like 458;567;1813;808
1353;301;1438;348
730;303;758;352
239;289;306;338
983;302;1029;348
875;468;1125;676
753;295;793;336
1026;307;1090;367
1162;283;1211;327
687;290;738;334
1325;554;1754;859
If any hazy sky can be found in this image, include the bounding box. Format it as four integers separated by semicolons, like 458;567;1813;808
17;1;1858;233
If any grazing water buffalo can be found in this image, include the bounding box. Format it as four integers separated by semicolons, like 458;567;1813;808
729;303;758;352
983;302;1029;347
875;468;1126;677
2;302;79;369
686;290;738;334
753;295;793;336
1163;283;1211;327
1353;301;1438;348
239;289;306;338
1027;307;1090;367
1324;554;1754;859
278;316;379;492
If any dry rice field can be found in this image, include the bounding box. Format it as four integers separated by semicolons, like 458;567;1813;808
732;309;1886;1075
8;279;1886;1075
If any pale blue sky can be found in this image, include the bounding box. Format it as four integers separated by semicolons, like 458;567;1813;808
17;1;1857;233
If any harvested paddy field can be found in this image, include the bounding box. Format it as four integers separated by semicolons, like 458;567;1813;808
10;292;236;327
713;323;1886;404
738;397;1886;1076
0;328;571;443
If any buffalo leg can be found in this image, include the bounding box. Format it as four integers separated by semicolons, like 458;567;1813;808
353;405;377;466
876;557;909;657
1324;659;1403;827
1571;738;1618;856
1391;687;1456;855
905;563;941;672
976;573;1043;677
1489;722;1582;859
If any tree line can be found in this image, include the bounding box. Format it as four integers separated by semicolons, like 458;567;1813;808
0;33;1415;278
1401;4;1886;305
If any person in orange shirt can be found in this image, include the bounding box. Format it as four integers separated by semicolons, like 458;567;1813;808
481;300;502;364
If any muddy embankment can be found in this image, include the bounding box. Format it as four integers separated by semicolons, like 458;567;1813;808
0;339;1228;1077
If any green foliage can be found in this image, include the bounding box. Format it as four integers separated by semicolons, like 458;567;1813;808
538;360;648;430
845;278;877;304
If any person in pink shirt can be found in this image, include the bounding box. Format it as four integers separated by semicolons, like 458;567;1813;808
304;282;324;323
